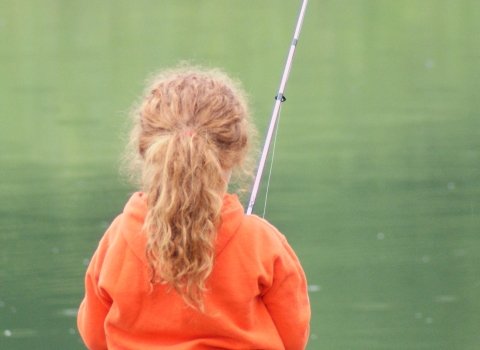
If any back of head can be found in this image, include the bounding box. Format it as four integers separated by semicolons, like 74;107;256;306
127;65;253;311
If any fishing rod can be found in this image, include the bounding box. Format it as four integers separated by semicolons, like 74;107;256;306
246;0;309;215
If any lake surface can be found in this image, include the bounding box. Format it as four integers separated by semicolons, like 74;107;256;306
1;1;479;349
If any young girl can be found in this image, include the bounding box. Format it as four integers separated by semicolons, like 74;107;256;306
77;65;310;349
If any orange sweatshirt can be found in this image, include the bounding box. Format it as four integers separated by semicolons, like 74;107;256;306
77;192;310;349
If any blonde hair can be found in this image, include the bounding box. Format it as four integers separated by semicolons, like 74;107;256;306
127;64;254;311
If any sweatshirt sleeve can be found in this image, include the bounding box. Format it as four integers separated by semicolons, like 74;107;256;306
77;225;115;350
262;238;311;350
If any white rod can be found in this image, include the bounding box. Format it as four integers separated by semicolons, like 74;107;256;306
246;0;309;215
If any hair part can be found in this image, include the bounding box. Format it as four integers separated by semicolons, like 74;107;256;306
125;64;256;311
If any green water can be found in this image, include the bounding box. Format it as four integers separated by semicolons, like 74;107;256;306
1;0;479;349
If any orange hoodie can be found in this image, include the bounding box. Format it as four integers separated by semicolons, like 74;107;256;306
77;192;310;349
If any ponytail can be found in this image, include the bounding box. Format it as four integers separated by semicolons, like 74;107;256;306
143;131;224;309
126;65;254;311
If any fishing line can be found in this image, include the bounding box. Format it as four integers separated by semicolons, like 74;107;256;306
262;104;282;218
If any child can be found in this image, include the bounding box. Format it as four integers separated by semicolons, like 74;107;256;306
77;65;311;349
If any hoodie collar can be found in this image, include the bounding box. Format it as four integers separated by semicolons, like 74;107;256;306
121;192;245;261
215;193;245;255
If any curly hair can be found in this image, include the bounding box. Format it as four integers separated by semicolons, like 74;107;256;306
126;64;255;311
